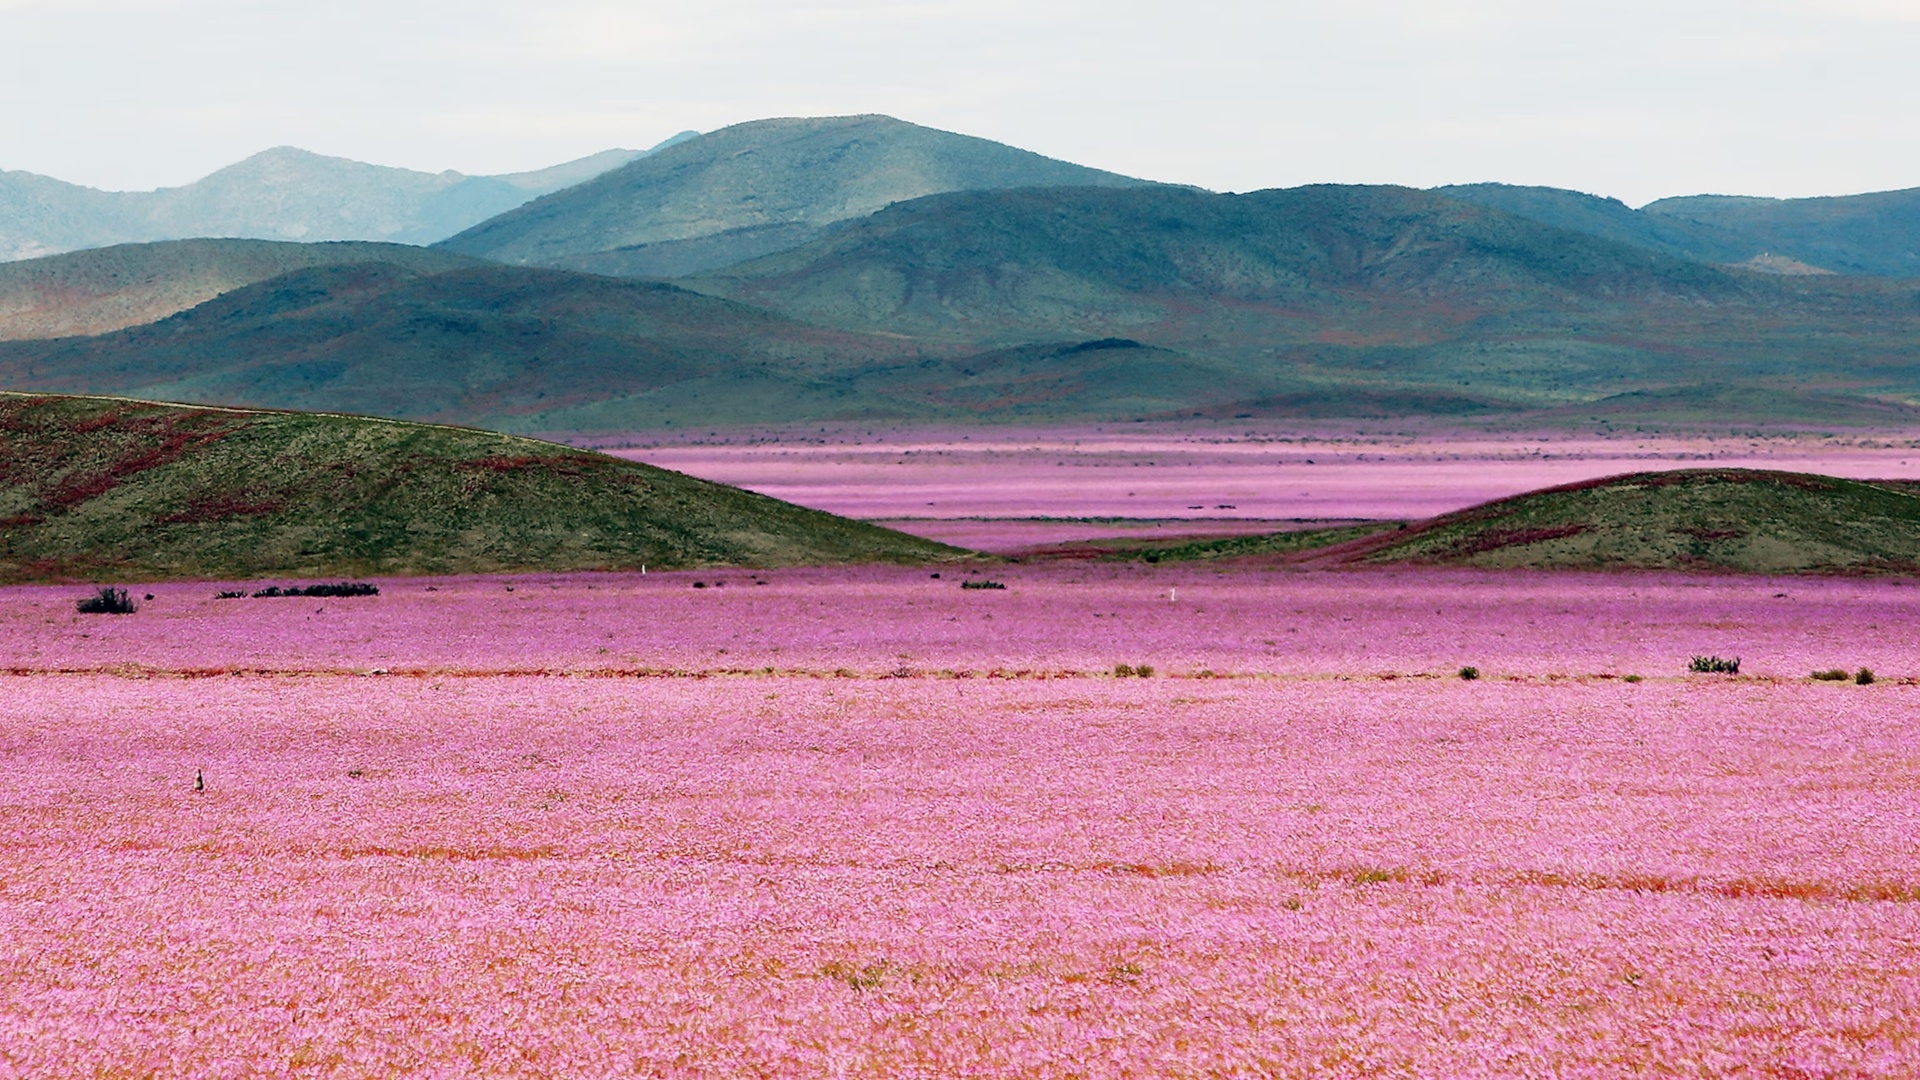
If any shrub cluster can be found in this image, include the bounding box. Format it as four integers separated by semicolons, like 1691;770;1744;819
217;582;380;600
960;580;1008;590
1689;655;1740;675
1458;666;1480;681
75;586;138;615
1811;668;1850;682
1112;663;1155;678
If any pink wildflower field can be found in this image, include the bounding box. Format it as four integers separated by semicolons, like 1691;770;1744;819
4;566;1919;1076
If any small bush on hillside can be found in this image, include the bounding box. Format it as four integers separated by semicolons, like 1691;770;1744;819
960;580;1007;590
1689;655;1740;675
1134;664;1154;678
1856;667;1876;685
1622;674;1643;683
1458;666;1480;681
1113;663;1134;677
75;586;137;614
1811;668;1849;681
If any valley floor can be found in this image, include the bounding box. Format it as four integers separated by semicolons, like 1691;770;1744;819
601;425;1920;551
3;566;1917;1076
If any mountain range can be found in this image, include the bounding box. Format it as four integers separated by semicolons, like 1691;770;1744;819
2;114;1919;431
0;133;695;261
1440;183;1920;277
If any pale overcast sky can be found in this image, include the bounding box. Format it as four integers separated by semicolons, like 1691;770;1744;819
2;0;1917;205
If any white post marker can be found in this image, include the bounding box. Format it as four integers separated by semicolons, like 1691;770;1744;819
1170;587;1177;602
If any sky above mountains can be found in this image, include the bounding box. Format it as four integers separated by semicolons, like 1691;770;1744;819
3;0;1918;206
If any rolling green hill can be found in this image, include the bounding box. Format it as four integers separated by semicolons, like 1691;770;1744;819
692;183;1752;340
0;239;482;340
0;263;1426;429
689;183;1920;418
1130;470;1920;574
0;262;941;428
1355;469;1920;572
1442;182;1920;278
0;392;959;583
1434;184;1758;266
1641;188;1920;278
437;115;1153;274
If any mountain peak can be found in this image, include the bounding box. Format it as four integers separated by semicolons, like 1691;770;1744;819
436;114;1153;272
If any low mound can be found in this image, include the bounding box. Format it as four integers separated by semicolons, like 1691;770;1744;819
1355;469;1920;573
0;393;959;583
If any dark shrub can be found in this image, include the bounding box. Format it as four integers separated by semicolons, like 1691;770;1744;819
1856;668;1876;685
251;583;379;599
214;590;247;599
1811;669;1849;681
1689;656;1740;675
76;587;137;614
1458;666;1480;681
960;580;1007;590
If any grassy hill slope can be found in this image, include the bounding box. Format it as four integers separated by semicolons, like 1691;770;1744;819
694;183;1749;340
0;264;1367;429
0;393;958;583
689;184;1920;418
0;263;941;428
1435;184;1757;266
1642;188;1920;278
1352;470;1920;573
1122;470;1920;573
437;115;1153;273
0;239;482;340
1445;183;1920;278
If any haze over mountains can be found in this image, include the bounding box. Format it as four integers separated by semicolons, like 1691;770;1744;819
2;113;1919;431
0;134;695;261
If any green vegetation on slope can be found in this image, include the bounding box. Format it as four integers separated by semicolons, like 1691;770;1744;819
1642;188;1920;278
1442;182;1920;278
0;393;959;583
0;239;481;340
1360;469;1920;572
1124;469;1920;574
0;264;941;429
437;115;1152;273
690;184;1920;421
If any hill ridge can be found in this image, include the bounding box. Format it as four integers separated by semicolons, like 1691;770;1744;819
437;114;1155;273
0;392;958;582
